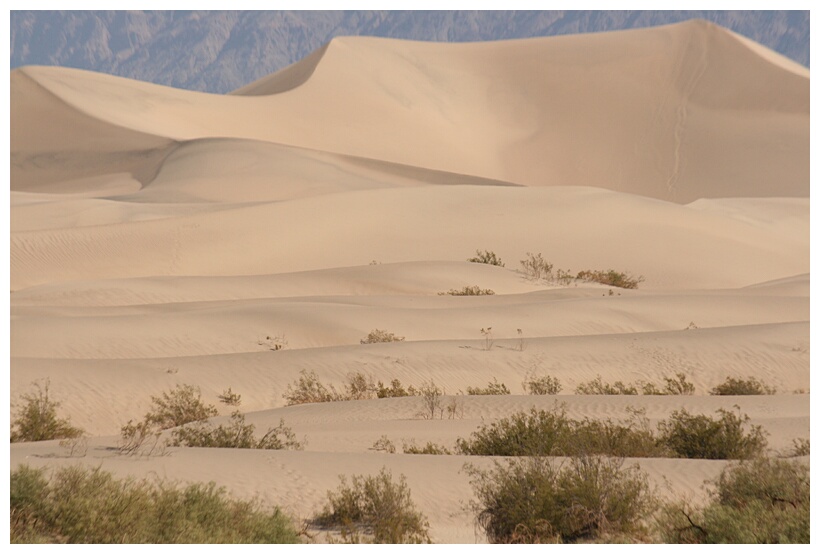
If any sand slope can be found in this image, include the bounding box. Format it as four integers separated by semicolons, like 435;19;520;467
9;20;809;544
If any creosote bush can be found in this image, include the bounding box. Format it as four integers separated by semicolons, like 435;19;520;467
575;374;695;396
465;378;511;395
519;252;553;280
576;269;644;289
468;250;504;267
575;376;639;395
710;376;776;395
439;285;495;296
657;457;809;543
360;329;405;344
403;440;452;455
313;468;431;544
522;371;563;395
656;407;768;460
10;465;301;544
466;455;655;543
283;370;343;405
11;380;83;443
170;413;303;450
144;384;219;429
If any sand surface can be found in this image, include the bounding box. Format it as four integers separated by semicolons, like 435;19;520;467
9;20;809;544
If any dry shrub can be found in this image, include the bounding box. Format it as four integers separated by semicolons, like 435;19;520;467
468;250;504;267
360;329;405;344
710;376;776;395
11;380;84;443
313;468;431;544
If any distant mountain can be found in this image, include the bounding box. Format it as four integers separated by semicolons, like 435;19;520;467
10;10;809;93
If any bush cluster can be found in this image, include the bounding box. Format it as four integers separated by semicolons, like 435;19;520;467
313;468;431;544
466;455;654;543
360;329;405;344
439;286;495;296
10;380;84;443
709;376;776;395
575;373;695;396
10;465;301;544
170;413;303;450
658;457;809;543
576;269;644;289
656;408;767;460
468;250;504;267
282;371;420;406
465;378;510;395
522;371;563;395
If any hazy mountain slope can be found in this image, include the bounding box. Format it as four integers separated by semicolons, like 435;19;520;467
10;10;809;93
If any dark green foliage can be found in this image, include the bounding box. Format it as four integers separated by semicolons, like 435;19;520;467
576;269;644;289
10;465;301;544
710;376;776;395
466;456;655;543
658;458;809;543
314;468;431;544
468;250;504;267
170;413;303;450
466;378;511;395
10;380;84;443
656;407;768;460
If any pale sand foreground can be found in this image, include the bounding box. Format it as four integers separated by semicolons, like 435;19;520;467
9;20;809;543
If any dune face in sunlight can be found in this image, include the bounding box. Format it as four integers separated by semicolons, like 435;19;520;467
10;20;808;544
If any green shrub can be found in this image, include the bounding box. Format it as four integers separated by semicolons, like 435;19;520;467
313;468;431;544
575;376;639;395
466;455;655;543
468;250;504;267
656;407;768;460
640;373;696;395
522;371;563;395
145;384;219;429
454;405;663;458
10;465;301;544
576;269;644;289
344;371;377;400
439;285;495;296
10;380;84;443
710;376;776;395
375;379;418;398
786;438;810;457
466;378;510;395
170;413;303;450
402;440;452;455
283;370;343;405
657;457;809;543
360;329;405;344
519;252;553;280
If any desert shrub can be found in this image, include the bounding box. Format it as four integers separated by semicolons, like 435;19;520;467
118;418;164;456
519;252;553;280
217;387;242;406
576;269;644;289
417;380;445;420
10;380;84;443
466;378;511;395
283;370;342;406
455;406;664;458
657;457;809;543
522;371;563;395
313;468;431;544
468;250;504;267
656;407;768;460
170;413;303;450
786;438;810;457
344;371;377;400
641;373;696;395
360;329;405;344
709;376;776;395
575;376;639;395
466;455;655;543
375;379;418;398
370;436;396;454
10;465;301;544
145;384;219;430
480;327;494;350
439;285;495;296
402;440;452;455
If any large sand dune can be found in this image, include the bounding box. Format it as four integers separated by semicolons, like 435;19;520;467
9;19;809;543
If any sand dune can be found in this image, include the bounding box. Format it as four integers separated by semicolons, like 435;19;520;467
9;19;808;543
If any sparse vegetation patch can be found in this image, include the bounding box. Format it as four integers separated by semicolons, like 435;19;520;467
710;376;776;395
11;380;83;443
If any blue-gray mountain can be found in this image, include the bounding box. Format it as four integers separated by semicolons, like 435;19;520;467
10;10;809;94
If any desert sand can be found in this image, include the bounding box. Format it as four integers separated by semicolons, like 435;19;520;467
9;20;809;543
